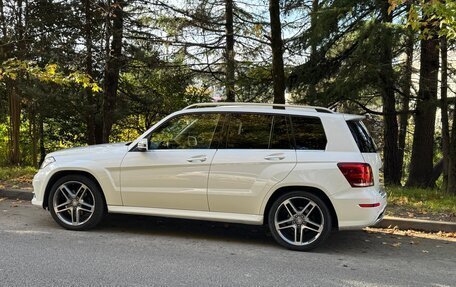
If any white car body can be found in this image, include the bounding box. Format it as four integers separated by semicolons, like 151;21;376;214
32;104;386;232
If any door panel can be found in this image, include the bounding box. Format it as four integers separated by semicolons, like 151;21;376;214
208;149;296;214
121;150;215;210
208;113;296;215
120;112;222;210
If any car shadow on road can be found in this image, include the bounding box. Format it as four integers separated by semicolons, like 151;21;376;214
101;213;276;247
98;213;455;256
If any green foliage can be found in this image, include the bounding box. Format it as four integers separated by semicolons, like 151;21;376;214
289;2;404;108
0;123;9;165
0;166;37;181
390;0;456;39
387;186;456;215
236;64;274;102
0;59;101;92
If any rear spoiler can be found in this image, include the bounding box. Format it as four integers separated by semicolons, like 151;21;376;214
343;114;365;121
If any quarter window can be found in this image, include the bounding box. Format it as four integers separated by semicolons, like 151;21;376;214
347;120;377;153
291;116;327;150
148;113;220;149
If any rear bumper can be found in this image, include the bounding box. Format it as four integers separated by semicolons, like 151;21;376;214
333;186;387;230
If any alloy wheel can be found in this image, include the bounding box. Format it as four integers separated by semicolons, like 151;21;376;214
274;196;324;246
52;181;96;226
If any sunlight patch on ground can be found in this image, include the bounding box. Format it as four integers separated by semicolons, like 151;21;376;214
365;227;456;242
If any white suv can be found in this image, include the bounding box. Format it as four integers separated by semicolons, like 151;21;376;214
32;103;386;251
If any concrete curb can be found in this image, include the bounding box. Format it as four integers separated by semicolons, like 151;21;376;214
376;216;456;233
1;188;455;233
0;189;33;201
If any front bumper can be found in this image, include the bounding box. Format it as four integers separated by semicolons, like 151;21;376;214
31;169;47;208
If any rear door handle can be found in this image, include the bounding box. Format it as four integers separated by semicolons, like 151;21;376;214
187;155;207;163
264;153;286;161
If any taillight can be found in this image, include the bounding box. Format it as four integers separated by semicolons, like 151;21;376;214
337;163;374;187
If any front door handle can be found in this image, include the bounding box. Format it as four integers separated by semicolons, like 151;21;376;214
187;155;208;163
264;153;286;161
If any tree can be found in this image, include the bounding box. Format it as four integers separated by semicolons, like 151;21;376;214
440;36;449;190
406;25;439;188
398;23;414;182
269;0;285;104
102;0;125;143
225;0;235;102
379;0;401;185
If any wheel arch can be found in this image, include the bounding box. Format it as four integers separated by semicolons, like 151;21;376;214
263;186;339;230
43;170;107;211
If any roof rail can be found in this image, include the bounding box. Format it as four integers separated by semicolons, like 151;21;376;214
183;102;334;113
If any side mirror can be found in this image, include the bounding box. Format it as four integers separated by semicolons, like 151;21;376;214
137;138;148;152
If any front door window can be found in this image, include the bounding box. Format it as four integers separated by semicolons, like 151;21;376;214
149;113;220;149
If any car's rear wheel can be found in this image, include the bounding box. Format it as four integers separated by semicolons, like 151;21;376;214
48;175;105;230
268;191;332;251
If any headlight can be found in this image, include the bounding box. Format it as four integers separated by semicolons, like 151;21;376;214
40;156;55;169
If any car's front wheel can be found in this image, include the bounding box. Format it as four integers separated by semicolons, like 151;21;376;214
268;191;332;251
48;175;105;230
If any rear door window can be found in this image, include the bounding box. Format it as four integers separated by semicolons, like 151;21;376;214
223;113;292;149
291;116;327;150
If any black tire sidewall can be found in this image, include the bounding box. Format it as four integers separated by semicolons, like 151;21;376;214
48;174;105;230
268;191;332;251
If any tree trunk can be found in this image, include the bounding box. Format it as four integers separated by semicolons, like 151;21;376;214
38;115;45;166
269;0;285;104
29;109;37;167
398;28;413;182
6;0;26;165
102;0;124;143
7;79;20;165
225;0;235;102
448;98;456;194
308;0;318;102
440;36;449;190
380;2;401;185
85;0;96;145
406;29;439;188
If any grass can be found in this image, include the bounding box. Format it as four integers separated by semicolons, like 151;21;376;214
386;186;456;215
0;166;37;180
0;166;37;190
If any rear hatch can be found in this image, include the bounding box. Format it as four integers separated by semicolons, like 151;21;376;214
344;115;383;189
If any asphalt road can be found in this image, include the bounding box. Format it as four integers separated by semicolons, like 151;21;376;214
0;199;454;287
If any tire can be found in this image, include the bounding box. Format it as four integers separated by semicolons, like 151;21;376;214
48;175;105;230
268;191;332;251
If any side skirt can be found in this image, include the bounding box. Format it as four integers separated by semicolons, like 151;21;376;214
107;205;264;225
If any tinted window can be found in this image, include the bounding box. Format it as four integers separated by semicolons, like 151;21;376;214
270;116;293;149
347;120;377;153
224;114;291;149
149;113;220;149
291;116;327;150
